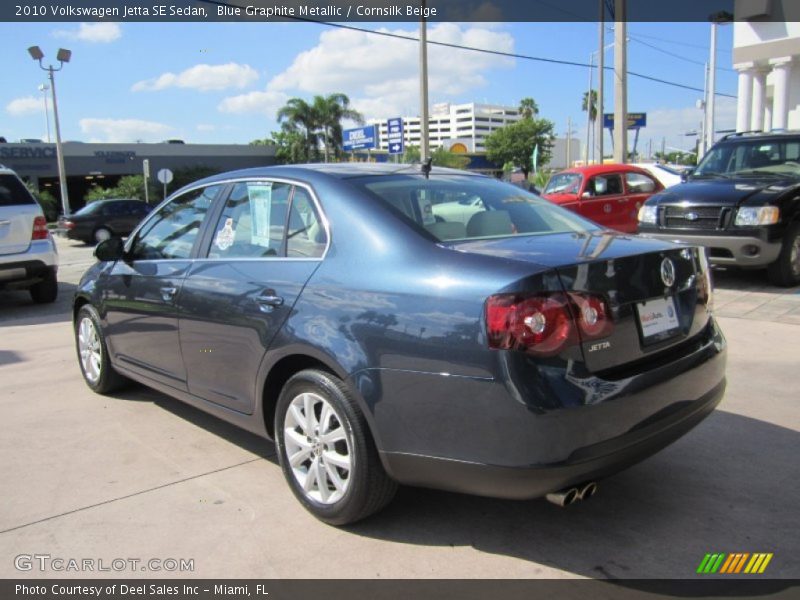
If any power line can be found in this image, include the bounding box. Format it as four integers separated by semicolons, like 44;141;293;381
629;35;736;72
196;0;736;99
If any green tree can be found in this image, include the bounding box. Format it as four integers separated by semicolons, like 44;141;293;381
402;145;421;163
312;93;363;162
431;146;470;169
484;118;555;179
518;97;539;119
25;182;58;221
582;89;598;123
253;129;310;164
277;98;319;161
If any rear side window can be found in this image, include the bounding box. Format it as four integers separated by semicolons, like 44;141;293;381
0;174;36;207
625;172;657;193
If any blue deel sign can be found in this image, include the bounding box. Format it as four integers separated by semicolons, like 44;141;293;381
343;125;377;151
603;113;647;130
387;117;404;155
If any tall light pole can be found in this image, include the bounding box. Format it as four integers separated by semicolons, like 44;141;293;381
38;83;51;143
705;12;733;154
418;1;430;165
597;0;605;164
613;0;628;164
585;41;615;165
28;45;71;217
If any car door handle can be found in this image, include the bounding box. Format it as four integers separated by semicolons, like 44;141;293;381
256;294;284;306
160;286;178;302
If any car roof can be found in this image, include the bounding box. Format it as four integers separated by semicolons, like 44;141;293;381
555;163;650;177
719;130;800;142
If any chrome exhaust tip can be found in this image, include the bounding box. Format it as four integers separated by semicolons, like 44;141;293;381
577;481;598;501
545;487;579;507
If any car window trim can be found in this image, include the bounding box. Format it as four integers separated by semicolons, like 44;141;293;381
194;177;331;263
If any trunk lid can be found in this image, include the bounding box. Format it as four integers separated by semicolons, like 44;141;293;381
452;232;711;373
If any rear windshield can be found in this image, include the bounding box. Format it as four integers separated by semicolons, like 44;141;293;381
0;174;36;207
349;173;597;242
73;202;104;216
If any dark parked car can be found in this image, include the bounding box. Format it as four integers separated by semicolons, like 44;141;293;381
638;131;800;286
63;199;151;244
73;164;726;524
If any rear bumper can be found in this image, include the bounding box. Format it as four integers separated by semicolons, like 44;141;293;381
383;380;724;500
360;319;726;500
0;238;58;289
639;231;781;267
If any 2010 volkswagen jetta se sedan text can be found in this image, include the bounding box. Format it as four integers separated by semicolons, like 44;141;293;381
73;164;726;525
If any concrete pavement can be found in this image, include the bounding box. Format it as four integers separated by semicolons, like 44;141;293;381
0;238;797;579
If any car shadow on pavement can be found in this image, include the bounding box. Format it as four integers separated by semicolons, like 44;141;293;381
0;282;77;327
344;410;799;580
109;384;278;463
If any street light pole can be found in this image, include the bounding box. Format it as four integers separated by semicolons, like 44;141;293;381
613;0;628;164
38;83;51;143
597;0;605;164
28;45;71;217
418;1;430;164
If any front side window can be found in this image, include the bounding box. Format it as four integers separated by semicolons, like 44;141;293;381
350;174;596;242
129;185;221;260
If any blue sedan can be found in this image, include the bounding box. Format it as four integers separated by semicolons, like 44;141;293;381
73;164;726;524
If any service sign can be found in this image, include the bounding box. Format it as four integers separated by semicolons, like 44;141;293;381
343;125;378;151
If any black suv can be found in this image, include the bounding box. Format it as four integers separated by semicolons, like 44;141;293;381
637;131;800;286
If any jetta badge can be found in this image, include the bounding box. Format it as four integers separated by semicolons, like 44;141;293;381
685;212;699;221
661;257;676;287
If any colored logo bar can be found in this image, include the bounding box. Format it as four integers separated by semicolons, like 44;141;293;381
697;553;773;574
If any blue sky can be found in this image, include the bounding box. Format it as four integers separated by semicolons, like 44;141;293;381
1;20;737;156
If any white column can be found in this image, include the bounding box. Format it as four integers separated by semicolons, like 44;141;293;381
770;57;793;131
751;68;768;131
735;63;754;132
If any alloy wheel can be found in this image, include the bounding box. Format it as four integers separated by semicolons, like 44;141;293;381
283;391;352;504
77;317;102;383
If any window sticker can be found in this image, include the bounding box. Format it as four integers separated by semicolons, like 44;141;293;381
248;183;273;247
214;218;236;251
418;193;436;226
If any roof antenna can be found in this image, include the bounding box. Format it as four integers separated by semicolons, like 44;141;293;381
421;157;433;179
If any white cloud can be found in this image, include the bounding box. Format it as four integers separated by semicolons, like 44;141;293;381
132;63;259;92
79;118;172;143
642;97;737;153
196;124;216;132
6;96;42;116
54;23;121;43
220;23;514;121
217;90;289;115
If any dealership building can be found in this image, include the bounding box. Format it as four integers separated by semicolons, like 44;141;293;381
0;141;277;212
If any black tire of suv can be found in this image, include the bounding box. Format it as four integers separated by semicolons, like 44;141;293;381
29;269;58;304
275;369;397;526
74;305;129;394
767;222;800;287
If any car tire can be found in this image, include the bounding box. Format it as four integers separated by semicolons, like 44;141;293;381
29;269;58;304
275;369;397;525
74;304;128;394
767;222;800;287
93;227;112;244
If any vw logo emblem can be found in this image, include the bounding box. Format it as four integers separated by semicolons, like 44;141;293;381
661;258;676;287
685;212;699;221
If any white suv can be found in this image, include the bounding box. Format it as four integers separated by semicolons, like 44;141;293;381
0;165;59;303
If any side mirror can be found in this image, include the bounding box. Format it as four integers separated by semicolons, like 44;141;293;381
581;191;593;199
681;168;694;182
95;237;125;262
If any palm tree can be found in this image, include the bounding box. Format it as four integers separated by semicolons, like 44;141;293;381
313;93;363;162
277;98;319;161
582;90;598;123
518;97;539;120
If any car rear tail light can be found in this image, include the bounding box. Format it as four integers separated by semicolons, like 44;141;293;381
31;216;49;240
486;292;613;357
63;220;75;230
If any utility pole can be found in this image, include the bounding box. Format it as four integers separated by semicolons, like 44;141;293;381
566;117;573;168
613;0;627;164
597;0;605;164
419;1;430;163
706;22;717;154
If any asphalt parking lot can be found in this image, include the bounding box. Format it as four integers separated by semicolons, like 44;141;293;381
0;237;798;579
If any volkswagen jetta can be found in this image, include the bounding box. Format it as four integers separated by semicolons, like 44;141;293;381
73;164;726;524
